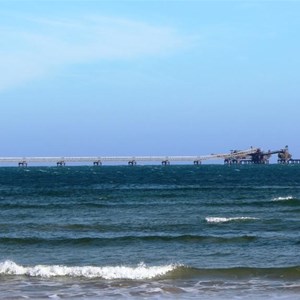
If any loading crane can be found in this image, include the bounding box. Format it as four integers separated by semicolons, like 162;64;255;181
277;146;292;164
225;146;293;164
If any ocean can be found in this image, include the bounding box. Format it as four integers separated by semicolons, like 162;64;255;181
0;165;299;299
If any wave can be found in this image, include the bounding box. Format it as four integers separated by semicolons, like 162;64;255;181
272;196;295;201
169;266;300;280
0;203;110;210
271;196;300;207
0;234;257;246
0;261;177;280
1;261;299;280
205;217;258;224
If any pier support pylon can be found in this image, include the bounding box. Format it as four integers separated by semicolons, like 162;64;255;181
18;161;27;167
93;161;102;166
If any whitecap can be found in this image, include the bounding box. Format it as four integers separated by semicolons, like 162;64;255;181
272;196;294;201
48;294;60;299
205;217;258;223
0;260;178;280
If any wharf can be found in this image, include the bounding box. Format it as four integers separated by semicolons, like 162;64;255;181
0;148;258;167
0;147;298;166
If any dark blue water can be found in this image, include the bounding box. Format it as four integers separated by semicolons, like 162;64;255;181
0;165;299;299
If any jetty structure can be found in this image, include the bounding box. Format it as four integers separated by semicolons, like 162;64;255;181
0;146;299;167
224;146;297;165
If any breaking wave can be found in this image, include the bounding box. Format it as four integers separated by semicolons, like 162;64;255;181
1;261;299;280
0;260;177;280
271;196;300;206
205;217;258;223
272;196;295;201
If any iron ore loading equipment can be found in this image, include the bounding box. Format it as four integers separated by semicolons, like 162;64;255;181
224;146;296;165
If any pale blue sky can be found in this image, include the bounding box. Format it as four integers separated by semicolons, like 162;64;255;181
1;0;299;160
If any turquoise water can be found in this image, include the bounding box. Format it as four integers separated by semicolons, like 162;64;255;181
0;165;299;299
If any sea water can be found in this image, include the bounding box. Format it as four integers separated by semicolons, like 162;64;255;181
0;165;299;299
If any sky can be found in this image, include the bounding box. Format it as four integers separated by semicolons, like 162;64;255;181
1;0;300;162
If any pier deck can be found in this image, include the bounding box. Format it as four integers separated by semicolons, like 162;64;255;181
0;155;232;166
0;148;259;166
1;147;296;166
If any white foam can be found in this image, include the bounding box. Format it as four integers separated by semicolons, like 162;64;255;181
0;261;177;280
205;217;258;223
272;196;294;201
